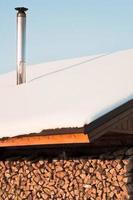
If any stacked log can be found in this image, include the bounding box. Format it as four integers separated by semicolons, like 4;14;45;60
126;147;133;200
0;148;130;200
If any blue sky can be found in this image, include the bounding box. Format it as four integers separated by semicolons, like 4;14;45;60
0;0;133;74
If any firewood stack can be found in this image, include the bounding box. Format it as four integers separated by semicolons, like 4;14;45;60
126;147;133;200
0;148;131;200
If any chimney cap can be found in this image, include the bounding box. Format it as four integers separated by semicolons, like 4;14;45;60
15;7;28;12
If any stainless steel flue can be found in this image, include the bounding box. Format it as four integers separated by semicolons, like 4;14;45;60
15;7;28;85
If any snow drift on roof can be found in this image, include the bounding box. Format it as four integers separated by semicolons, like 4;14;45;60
0;49;133;138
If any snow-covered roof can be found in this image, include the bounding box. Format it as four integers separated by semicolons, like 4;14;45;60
0;49;133;138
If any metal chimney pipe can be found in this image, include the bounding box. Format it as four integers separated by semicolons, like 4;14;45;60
15;7;28;85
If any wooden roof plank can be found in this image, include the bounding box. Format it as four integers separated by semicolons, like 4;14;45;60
0;133;89;147
85;99;133;141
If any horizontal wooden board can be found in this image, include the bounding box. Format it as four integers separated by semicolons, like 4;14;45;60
0;133;89;147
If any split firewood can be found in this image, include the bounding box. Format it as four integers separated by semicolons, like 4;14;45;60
0;148;130;199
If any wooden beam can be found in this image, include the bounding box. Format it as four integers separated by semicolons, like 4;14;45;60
0;133;89;147
110;129;133;134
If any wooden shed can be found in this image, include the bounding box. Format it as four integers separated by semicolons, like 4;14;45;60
0;49;133;199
